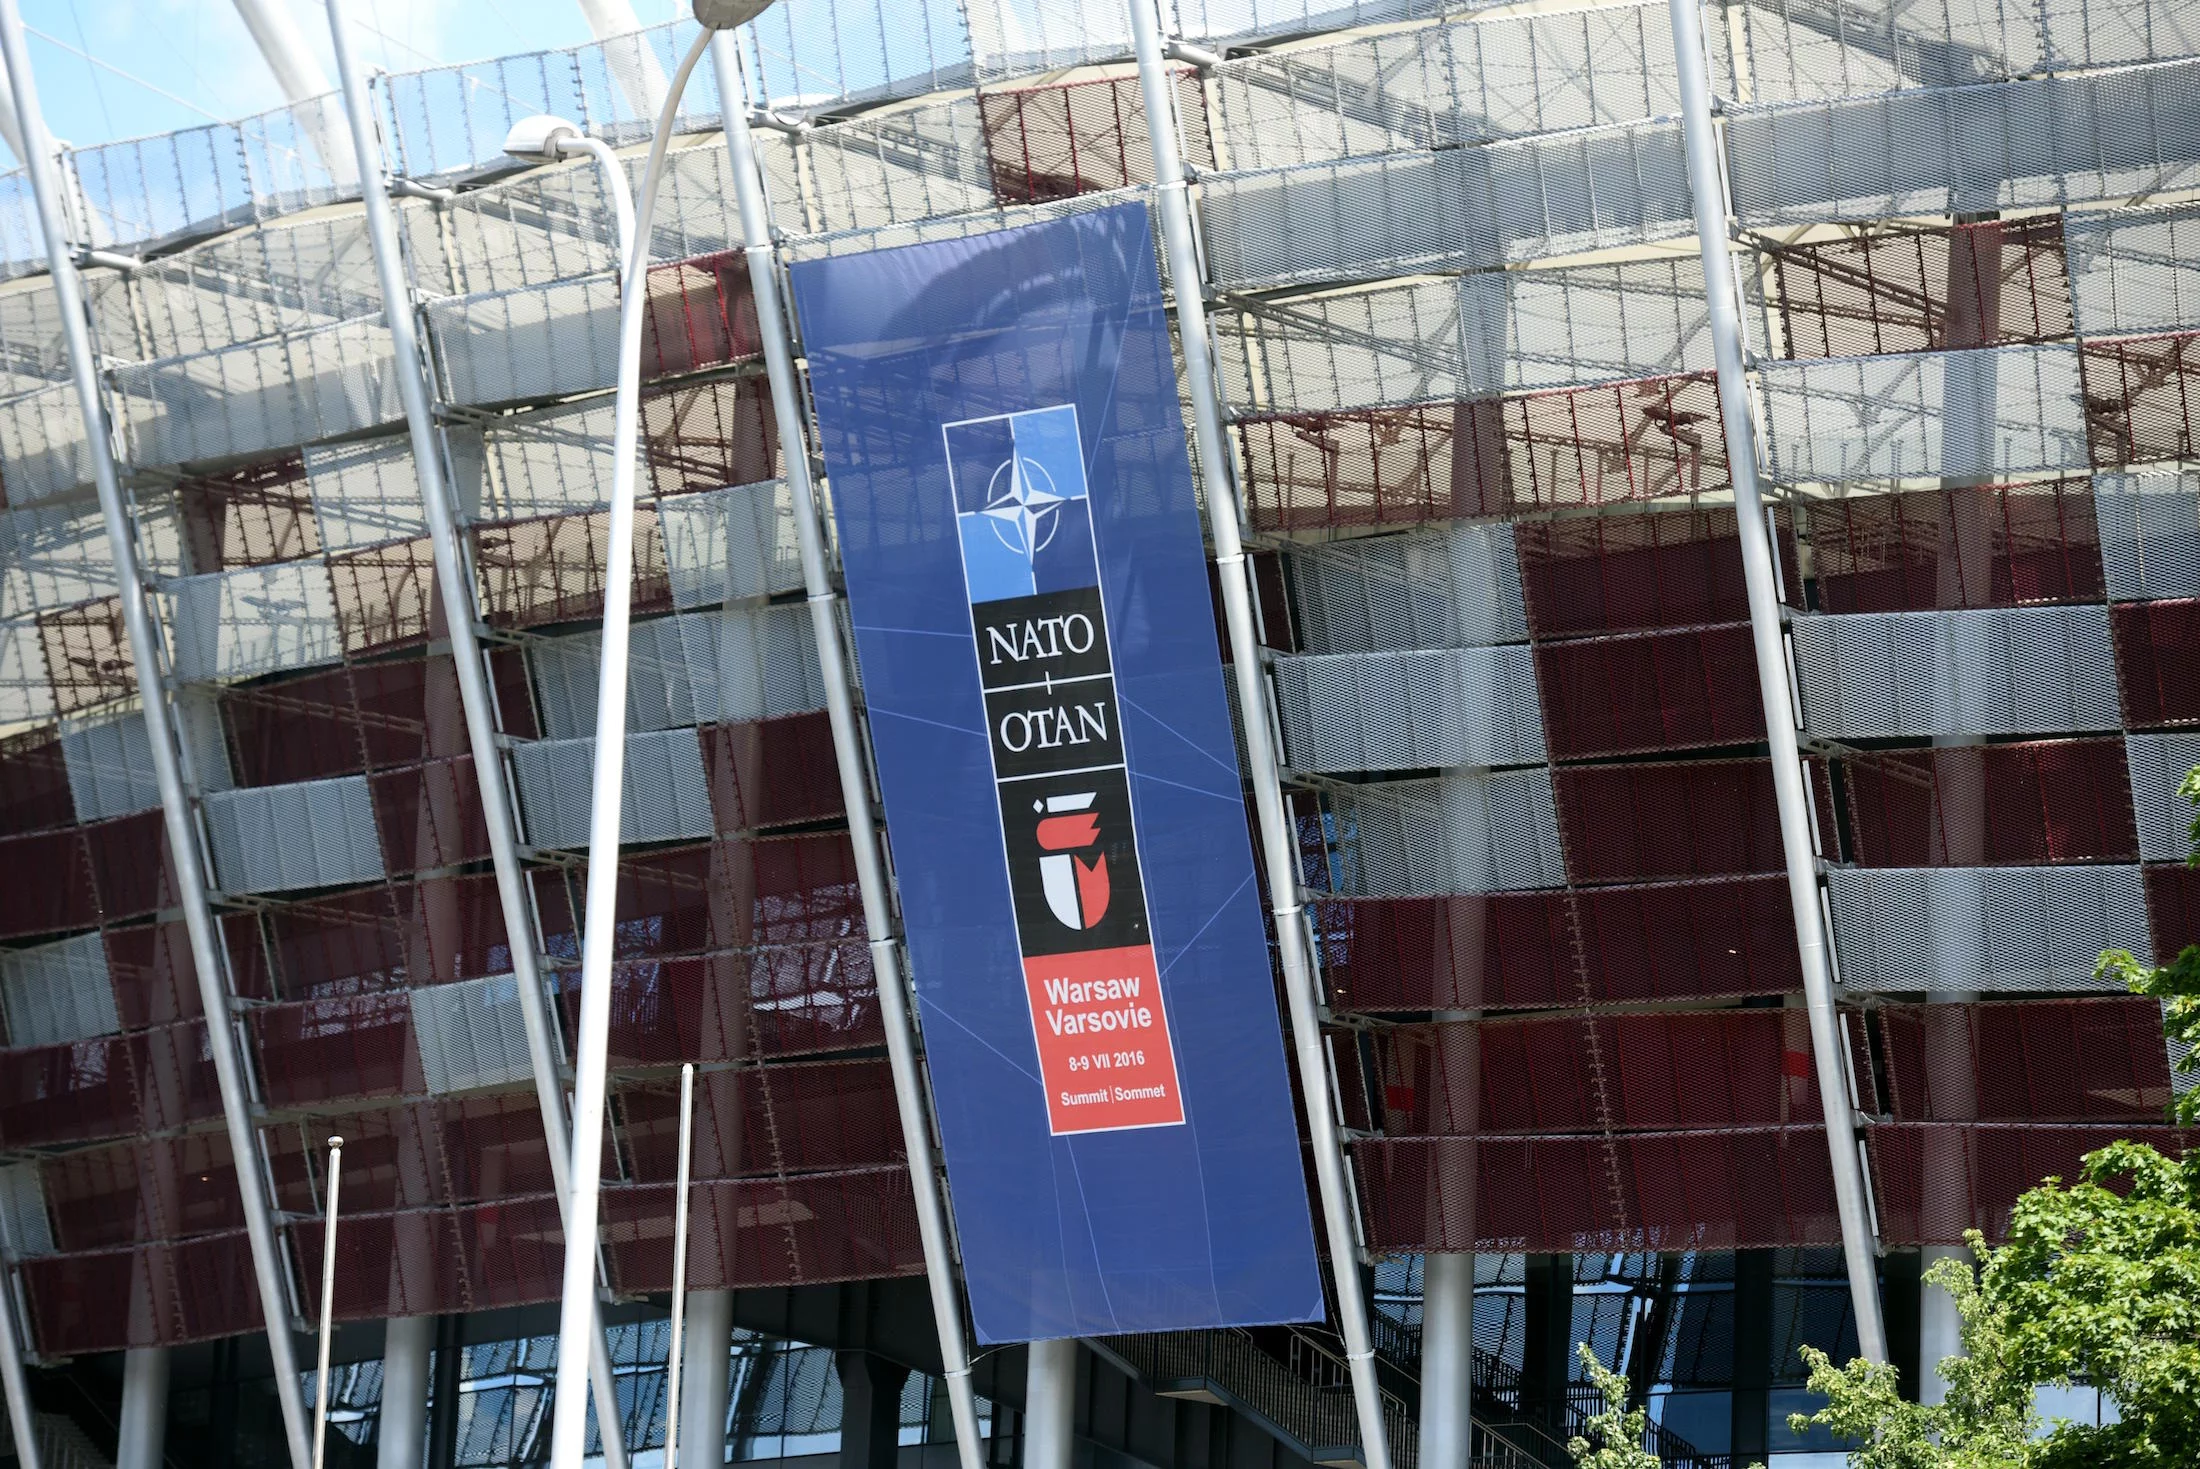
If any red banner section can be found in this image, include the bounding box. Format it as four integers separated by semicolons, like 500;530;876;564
1022;943;1183;1133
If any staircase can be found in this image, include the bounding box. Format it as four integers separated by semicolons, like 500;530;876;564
32;1413;115;1469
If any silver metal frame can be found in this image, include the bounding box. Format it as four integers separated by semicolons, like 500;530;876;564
0;4;316;1462
709;31;989;1469
321;5;639;1456
1127;1;1395;1462
1664;0;1889;1361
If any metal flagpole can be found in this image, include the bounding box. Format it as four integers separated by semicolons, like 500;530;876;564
312;1138;345;1469
0;7;316;1463
1664;0;1888;1360
319;4;639;1457
663;1065;696;1469
707;31;989;1469
1122;3;1393;1463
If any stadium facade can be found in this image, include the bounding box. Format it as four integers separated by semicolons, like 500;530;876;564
0;0;2193;1465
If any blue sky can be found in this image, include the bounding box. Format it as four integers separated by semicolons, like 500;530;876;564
11;0;697;162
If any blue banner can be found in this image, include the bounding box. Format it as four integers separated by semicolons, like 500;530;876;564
788;203;1321;1343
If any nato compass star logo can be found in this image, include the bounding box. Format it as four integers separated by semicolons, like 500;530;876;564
980;451;1066;563
945;404;1094;604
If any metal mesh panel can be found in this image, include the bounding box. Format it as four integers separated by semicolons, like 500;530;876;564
58;708;160;821
2147;862;2200;957
1724;63;2200;225
1353;1128;1842;1253
2095;469;2200;600
0;384;98;505
1220;261;1712;415
1215;2;1677;169
416;159;616;297
42;1134;244;1249
1874;997;2175;1123
797;96;998;236
164;561;344;684
529;605;828;739
641;377;781;499
1535;623;1765;761
0;170;43;283
0;728;75;838
698;712;848;834
306;432;482;553
0;932;118;1048
644;252;761;381
1758;217;2073;359
0;1018;220;1148
1792;605;2121;738
1273;647;1545;772
253;992;423;1105
0;500;155;624
980;71;1206;206
1806;482;2104;613
512;727;717;849
616;1058;904;1180
2114;597;2200;727
1759;345;2087;482
477;398;628;523
1516;507;1798;641
0;1162;53;1256
113;317;402;469
660;480;805;608
1841;738;2140;865
2065;201;2200;337
409;976;538;1095
1827;864;2149;990
1554;758;1830;884
265;1093;553;1214
0;616;53;726
428;275;622;408
120;213;388;363
369;757;498;875
1287;524;1525;655
22;1229;264;1354
1198;121;1693;291
2127;733;2200;860
601;1170;927;1294
1868;1123;2190;1245
472;507;674;632
2080;331;2200;468
1317;772;1563;896
202;776;386;894
1371;1009;1818;1135
1716;0;2200;104
289;1194;568;1321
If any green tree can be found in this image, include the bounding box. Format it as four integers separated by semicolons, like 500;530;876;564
1564;1343;1660;1469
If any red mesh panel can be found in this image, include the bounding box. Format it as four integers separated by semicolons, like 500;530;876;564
2113;598;2200;728
266;1092;554;1214
1554;758;1833;883
641;377;779;499
37;596;134;715
2148;863;2200;958
473;508;673;631
1875;997;2174;1125
570;941;883;1068
1766;218;2073;359
1847;1009;1883;1116
1536;623;1764;760
1868;1123;2193;1245
643;252;761;380
221;655;459;786
1238;376;1727;532
263;878;514;995
0;826;97;938
22;1231;263;1355
0;728;76;838
1840;738;2138;866
699;712;846;832
539;834;865;959
615;1059;903;1182
1318;877;1803;1013
0;1021;220;1148
370;757;495;873
1515;507;1799;640
44;1134;244;1249
174;454;316;571
292;1195;568;1321
491;646;540;740
2082;331;2200;468
980;71;1211;204
1808;483;2104;613
1353;1128;1842;1253
329;535;440;655
1372;1010;1820;1135
102;914;268;1028
600;1170;926;1293
83;810;178;925
251;993;421;1105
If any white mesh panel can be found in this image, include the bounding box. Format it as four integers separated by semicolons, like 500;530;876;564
2065;201;2200;337
410;975;537;1094
0;1164;54;1256
305;431;483;552
963;0;1133;79
0;932;119;1048
2127;733;2200;862
0;617;55;725
1288;523;1527;654
428;275;622;408
660;480;806;609
424;159;618;296
479;398;625;522
1792;606;2121;738
1759;345;2088;483
800;97;997;235
1272;646;1545;772
1828;866;2148;991
165;561;344;683
2094;470;2200;601
112;318;402;468
203;777;385;894
0;383;96;504
59;709;160;821
1322;771;1564;896
1;502;125;622
510;726;715;850
530;605;828;739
